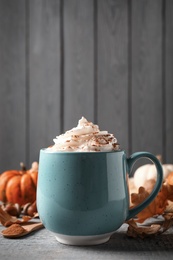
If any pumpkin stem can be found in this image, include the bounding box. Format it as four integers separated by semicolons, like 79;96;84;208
20;162;26;171
31;162;39;172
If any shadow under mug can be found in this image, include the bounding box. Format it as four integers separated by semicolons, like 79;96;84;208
37;149;163;246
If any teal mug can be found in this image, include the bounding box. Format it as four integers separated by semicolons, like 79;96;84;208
37;149;163;245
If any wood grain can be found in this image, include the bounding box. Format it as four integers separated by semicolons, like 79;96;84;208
0;0;26;172
131;0;163;156
165;0;173;163
97;0;129;152
63;0;95;131
0;0;173;171
29;0;61;164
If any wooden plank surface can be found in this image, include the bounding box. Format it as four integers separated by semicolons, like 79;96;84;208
0;1;173;170
29;0;61;165
165;0;173;163
97;0;129;153
131;0;163;157
0;0;26;172
63;0;95;131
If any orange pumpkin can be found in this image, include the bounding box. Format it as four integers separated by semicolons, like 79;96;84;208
0;162;38;206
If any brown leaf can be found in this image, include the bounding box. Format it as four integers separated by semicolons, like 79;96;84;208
166;172;173;186
161;213;173;232
126;213;173;239
131;185;168;223
165;183;173;201
126;219;161;239
163;212;173;220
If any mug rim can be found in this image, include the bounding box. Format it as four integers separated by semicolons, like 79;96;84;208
40;148;125;154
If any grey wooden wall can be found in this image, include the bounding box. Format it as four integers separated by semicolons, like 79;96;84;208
0;0;173;172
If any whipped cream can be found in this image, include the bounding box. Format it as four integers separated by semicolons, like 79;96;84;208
48;117;120;152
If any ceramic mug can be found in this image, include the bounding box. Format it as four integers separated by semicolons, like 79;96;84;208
37;149;163;246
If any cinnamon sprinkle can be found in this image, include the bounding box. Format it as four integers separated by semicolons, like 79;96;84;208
2;224;26;236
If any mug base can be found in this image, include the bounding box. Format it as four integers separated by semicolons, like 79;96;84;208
55;231;115;246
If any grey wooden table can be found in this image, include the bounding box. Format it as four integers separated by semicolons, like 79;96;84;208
0;222;173;260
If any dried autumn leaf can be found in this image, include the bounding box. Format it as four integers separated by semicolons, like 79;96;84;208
161;218;173;232
164;175;173;201
126;219;161;239
163;212;173;220
126;213;173;239
131;185;168;223
131;187;149;204
166;172;173;186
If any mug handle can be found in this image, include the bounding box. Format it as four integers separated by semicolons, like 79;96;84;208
126;152;163;220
